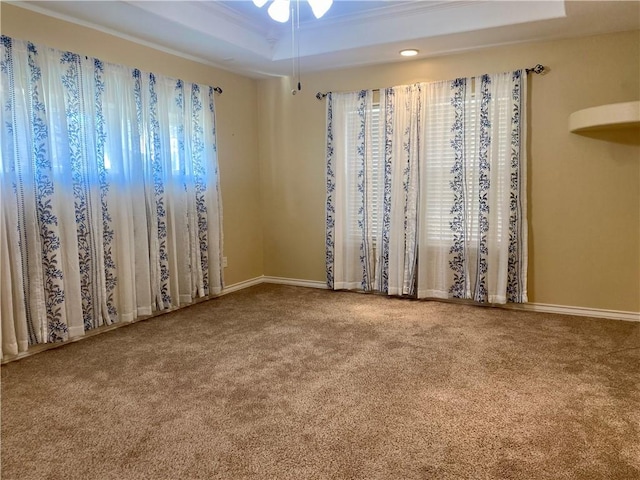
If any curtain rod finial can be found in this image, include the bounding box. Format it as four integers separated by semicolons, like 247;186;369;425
527;64;546;75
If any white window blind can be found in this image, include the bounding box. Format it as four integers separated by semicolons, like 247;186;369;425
346;105;382;241
344;90;512;245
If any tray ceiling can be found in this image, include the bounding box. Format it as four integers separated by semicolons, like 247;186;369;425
9;0;640;78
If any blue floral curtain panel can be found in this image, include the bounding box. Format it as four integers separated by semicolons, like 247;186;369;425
0;37;223;359
325;90;381;292
382;84;425;297
325;70;528;304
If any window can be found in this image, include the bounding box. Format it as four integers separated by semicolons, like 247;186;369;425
326;72;527;302
347;92;512;246
1;36;224;354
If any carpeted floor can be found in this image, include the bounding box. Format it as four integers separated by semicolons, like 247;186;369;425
1;284;638;479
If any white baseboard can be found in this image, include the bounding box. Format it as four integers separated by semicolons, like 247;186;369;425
262;276;328;289
221;276;327;295
221;276;265;295
504;303;639;322
247;276;640;322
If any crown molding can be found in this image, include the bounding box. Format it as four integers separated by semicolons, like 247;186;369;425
300;0;475;30
4;0;264;77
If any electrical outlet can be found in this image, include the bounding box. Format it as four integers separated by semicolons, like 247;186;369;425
222;256;228;268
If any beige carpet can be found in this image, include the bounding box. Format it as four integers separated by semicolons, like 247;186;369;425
1;284;638;479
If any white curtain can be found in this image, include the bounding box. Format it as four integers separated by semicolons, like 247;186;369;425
325;90;382;291
325;85;425;296
325;70;527;304
418;73;527;303
0;37;223;359
382;84;426;296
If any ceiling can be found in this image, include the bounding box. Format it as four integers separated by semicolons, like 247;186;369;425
11;0;640;78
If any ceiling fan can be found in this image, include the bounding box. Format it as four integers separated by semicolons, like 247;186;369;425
252;0;333;23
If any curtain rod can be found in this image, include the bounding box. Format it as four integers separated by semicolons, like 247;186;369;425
78;55;224;94
315;64;546;100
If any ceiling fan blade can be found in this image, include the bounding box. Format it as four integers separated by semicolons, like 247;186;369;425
268;0;291;23
308;0;333;19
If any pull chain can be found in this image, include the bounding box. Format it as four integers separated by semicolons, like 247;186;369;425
291;0;301;95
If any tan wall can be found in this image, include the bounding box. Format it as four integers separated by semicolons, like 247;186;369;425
1;3;264;286
257;31;640;312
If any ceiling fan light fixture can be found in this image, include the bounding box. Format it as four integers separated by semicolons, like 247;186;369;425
268;0;291;22
308;0;333;19
400;49;419;57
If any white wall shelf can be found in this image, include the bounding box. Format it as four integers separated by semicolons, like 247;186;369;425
569;101;640;133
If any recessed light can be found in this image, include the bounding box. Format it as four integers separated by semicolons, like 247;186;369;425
400;49;419;57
